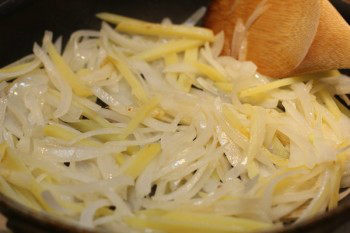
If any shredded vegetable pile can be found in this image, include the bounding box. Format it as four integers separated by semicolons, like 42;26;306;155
1;7;350;233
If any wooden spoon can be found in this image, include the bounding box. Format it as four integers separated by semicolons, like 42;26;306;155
204;0;350;78
293;0;350;75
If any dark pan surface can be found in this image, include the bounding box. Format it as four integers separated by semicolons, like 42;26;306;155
0;0;349;232
0;0;211;66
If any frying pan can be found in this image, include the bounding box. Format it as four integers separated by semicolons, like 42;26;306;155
0;0;349;232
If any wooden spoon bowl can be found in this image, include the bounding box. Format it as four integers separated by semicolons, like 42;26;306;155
294;0;350;75
205;0;350;78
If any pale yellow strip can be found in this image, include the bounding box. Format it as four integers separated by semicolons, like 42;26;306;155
132;39;203;62
117;21;214;42
114;152;129;166
76;68;91;77
0;62;32;73
177;75;194;92
239;77;305;98
262;149;288;167
164;53;179;80
46;41;92;97
118;97;159;140
222;105;249;138
126;145;140;155
0;143;7;162
270;136;289;159
329;164;342;209
2;148;52;212
178;47;198;92
43;124;101;147
125;210;272;233
184;47;198;63
125;143;161;178
78;103;113;128
70;120;119;142
109;56;148;103
0;176;41;211
164;53;179;65
214;82;233;92
192;61;228;82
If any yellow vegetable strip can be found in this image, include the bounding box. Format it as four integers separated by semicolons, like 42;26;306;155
246;108;265;179
78;103;112;128
192;61;228;82
222;105;250;138
0;145;42;211
118;97;159;140
125;210;272;233
76;68;91;77
164;53;179;66
95;207;115;218
132;39;203;62
0;61;35;73
319;90;341;119
109;56;148;103
177;75;194;92
0;143;7;162
117;21;214;42
184;47;198;63
54;196;84;214
270;136;289;159
276;131;290;146
214;82;234;92
45;124;125;168
126;145;140;155
178;47;198;92
114;152;129;166
326;70;341;77
329;164;342;210
262;149;288;167
70;120;119;142
125;143;161;178
46;41;92;97
43;124;101;147
70;119;100;132
0;176;41;211
239;77;307;98
269;168;310;196
73;98;111;127
164;53;179;80
247;158;259;179
96;12;145;25
1;148;52;211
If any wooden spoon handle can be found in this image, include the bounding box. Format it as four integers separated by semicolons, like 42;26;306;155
292;0;350;75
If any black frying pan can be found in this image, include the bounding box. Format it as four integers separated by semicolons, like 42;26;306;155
0;0;349;232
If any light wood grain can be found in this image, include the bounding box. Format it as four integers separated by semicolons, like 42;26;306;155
205;0;350;78
292;0;350;75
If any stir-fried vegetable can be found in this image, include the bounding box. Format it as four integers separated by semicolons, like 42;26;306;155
1;7;350;233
